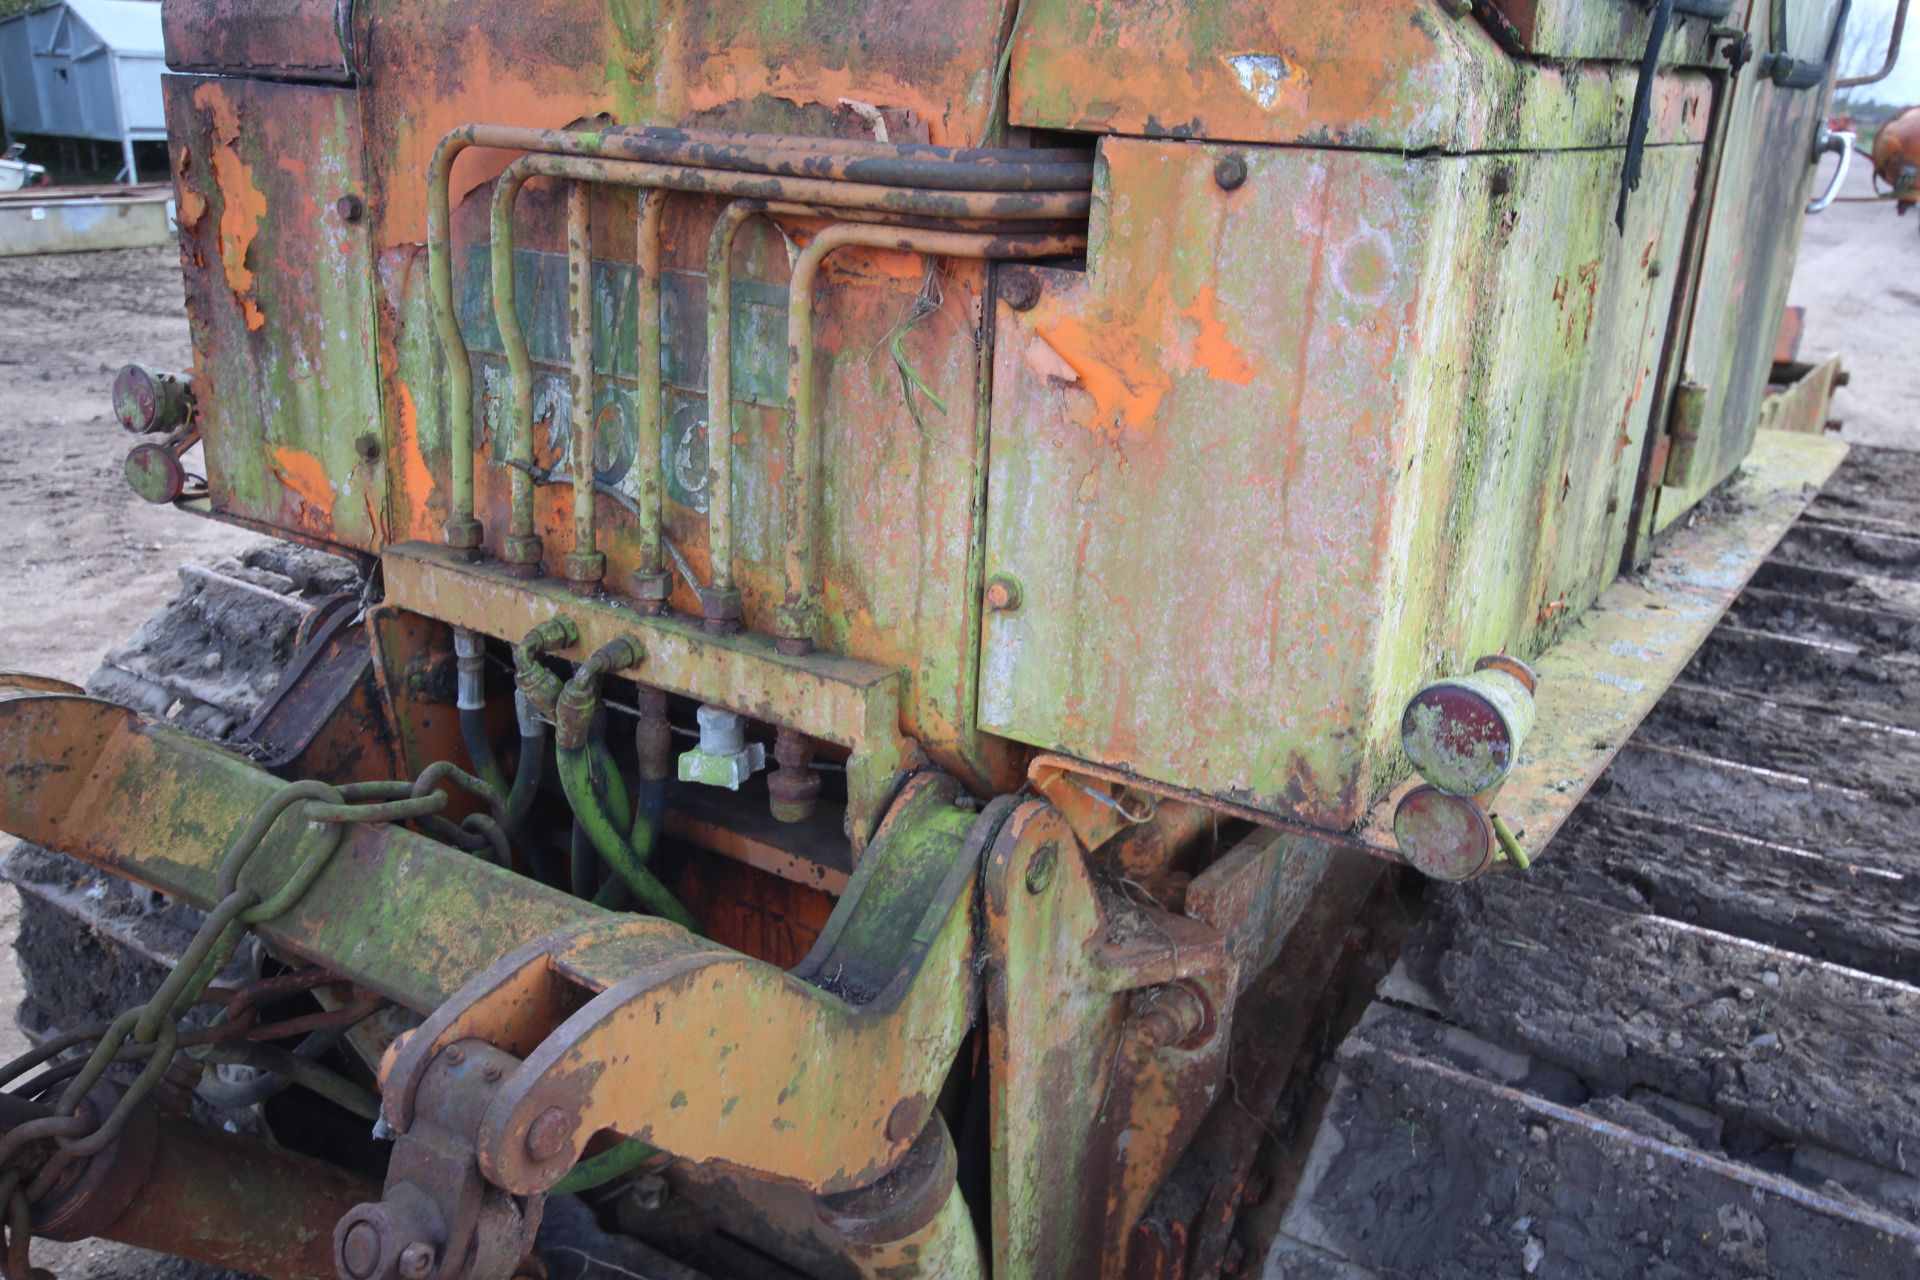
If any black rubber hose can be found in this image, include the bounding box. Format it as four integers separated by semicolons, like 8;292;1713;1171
458;706;508;799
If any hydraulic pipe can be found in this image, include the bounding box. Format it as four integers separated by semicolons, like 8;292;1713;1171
427;133;484;553
491;160;544;575
564;181;605;595
702;199;766;629
632;189;670;611
552;638;694;929
778;225;1087;651
429;125;1092;552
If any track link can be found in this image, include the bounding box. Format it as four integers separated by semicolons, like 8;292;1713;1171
1271;446;1920;1279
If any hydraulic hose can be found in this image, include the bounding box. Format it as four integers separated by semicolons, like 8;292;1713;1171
552;637;696;931
454;630;508;798
555;742;692;929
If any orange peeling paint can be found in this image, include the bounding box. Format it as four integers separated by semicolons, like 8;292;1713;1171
1179;288;1256;385
194;83;269;332
393;381;436;512
1033;315;1171;439
271;447;335;517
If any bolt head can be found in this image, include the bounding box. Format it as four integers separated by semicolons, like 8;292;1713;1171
339;1221;383;1279
1001;272;1041;311
525;1106;573;1162
985;574;1023;613
336;194;366;223
398;1242;436;1280
1213;154;1249;191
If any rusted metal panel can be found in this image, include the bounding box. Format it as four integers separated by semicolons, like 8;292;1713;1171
983;801;1235;1278
1007;0;1714;150
352;0;1023;252
166;75;386;552
1648;0;1846;532
389;180;1021;789
981;137;1698;828
161;0;354;84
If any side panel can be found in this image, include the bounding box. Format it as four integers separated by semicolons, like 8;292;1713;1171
167;75;386;550
980;138;1698;825
160;0;354;84
1649;0;1844;531
1007;0;1714;152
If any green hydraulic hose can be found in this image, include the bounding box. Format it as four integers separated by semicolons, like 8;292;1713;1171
550;1139;660;1196
556;744;693;930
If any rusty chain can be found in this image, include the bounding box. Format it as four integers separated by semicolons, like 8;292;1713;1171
0;765;502;1279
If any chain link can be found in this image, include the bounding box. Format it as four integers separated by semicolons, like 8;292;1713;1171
0;765;494;1278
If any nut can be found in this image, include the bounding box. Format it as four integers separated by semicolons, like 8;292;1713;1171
336;194;366;223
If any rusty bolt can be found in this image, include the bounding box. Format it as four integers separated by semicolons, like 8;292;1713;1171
336;194;365;223
481;1063;503;1084
985;574;1023;613
1001;271;1041;312
525;1107;573;1162
1136;982;1215;1050
1213;154;1249;191
398;1242;436;1280
339;1222;383;1279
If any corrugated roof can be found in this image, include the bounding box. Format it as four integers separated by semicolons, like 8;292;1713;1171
47;0;163;56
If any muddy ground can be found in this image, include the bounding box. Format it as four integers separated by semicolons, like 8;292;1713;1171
0;160;1912;1278
0;249;260;1279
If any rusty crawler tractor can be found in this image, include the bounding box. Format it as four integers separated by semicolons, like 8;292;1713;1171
1;1;1916;1277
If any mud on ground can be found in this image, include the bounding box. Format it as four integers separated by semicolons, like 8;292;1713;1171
0;248;260;1280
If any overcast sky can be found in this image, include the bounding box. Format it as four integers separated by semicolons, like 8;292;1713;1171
1845;0;1920;103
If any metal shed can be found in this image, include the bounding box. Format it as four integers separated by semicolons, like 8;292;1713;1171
0;0;164;183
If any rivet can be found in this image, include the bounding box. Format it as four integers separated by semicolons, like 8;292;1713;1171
985;574;1023;613
1213;154;1249;191
336;194;365;224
